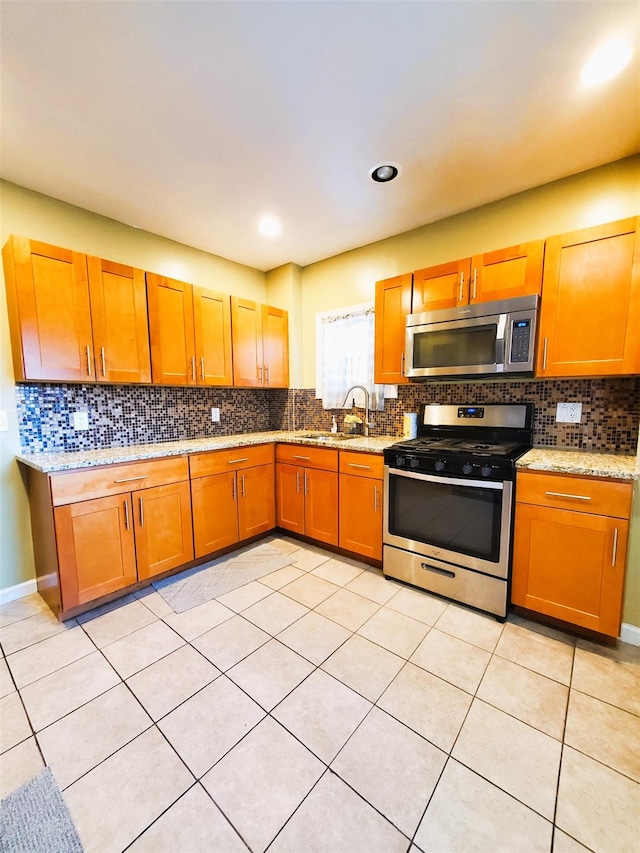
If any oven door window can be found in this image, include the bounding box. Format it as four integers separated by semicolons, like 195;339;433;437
413;323;497;369
388;474;502;562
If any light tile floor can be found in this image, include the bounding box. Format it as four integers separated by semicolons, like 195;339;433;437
1;535;639;853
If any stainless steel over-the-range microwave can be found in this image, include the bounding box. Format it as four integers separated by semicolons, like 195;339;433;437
405;294;539;379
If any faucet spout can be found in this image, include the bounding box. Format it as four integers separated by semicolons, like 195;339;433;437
340;384;372;437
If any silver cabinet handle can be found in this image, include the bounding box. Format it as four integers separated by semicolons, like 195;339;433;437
114;475;149;483
258;365;263;382
374;485;379;512
101;346;106;376
296;471;300;494
421;562;455;579
401;352;405;377
86;345;92;376
191;356;196;381
612;528;619;566
139;497;144;526
293;455;311;461
472;269;477;300
200;356;205;380
542;338;548;371
124;499;130;530
265;364;269;384
304;471;309;495
241;473;246;498
458;272;464;303
227;457;249;464
348;463;371;470
232;476;237;501
544;491;591;501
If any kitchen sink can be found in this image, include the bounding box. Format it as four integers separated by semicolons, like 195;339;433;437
299;432;358;442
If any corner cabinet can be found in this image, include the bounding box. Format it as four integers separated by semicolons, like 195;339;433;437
231;297;289;387
275;445;338;546
2;236;150;383
146;273;233;386
339;452;383;560
536;217;640;378
374;274;412;384
512;470;633;638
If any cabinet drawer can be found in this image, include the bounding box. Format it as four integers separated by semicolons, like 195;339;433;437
275;444;338;471
339;451;384;479
516;471;633;519
50;457;189;506
189;443;274;478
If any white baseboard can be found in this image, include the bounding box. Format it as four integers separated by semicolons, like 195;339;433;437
620;622;640;647
0;578;38;605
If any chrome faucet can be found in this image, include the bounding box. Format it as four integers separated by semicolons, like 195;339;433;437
340;385;373;437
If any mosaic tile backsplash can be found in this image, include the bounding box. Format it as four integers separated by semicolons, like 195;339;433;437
16;377;639;454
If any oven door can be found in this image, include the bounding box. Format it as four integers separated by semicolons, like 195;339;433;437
383;466;513;579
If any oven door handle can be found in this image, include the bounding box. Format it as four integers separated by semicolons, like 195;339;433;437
421;562;456;579
385;466;504;491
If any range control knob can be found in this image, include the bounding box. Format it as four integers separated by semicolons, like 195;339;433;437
410;457;420;468
396;456;406;466
434;459;446;472
462;462;473;475
481;465;492;477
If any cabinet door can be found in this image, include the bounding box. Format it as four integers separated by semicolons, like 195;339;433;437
3;236;94;381
339;474;382;560
275;463;305;534
304;468;339;546
231;297;264;386
193;286;233;386
470;241;543;304
512;503;628;637
54;494;137;610
191;471;239;557
88;257;151;384
134;481;194;580
374;274;412;384
537;218;640;377
147;273;196;385
412;258;471;312
262;305;289;387
238;464;276;540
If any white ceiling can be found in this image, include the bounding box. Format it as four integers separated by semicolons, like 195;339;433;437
1;1;639;272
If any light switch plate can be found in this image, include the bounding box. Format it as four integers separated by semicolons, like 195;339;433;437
71;411;89;430
556;402;582;424
211;407;220;423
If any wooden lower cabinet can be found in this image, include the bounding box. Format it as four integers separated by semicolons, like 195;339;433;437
275;463;305;535
275;446;339;546
304;468;339;546
512;471;633;637
134;481;194;581
339;473;382;560
191;463;275;558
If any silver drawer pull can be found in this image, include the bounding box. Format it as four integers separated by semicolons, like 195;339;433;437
348;463;371;470
241;473;246;498
114;475;149;483
612;528;619;566
421;562;455;579
304;471;309;495
139;497;144;526
374;485;379;512
542;338;548;371
293;455;311;461
124;500;130;530
544;491;591;501
227;457;249;464
296;471;300;494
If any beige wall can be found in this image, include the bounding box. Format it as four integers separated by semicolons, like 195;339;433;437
299;155;640;386
0;181;267;591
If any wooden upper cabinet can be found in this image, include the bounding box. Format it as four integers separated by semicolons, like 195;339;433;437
3;235;94;381
87;257;151;384
537;218;640;378
147;273;196;385
374;273;412;384
262;304;289;387
412;259;471;313
193;285;233;386
231;297;289;387
470;241;543;304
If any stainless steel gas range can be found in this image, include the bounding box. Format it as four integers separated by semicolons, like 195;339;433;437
383;403;534;620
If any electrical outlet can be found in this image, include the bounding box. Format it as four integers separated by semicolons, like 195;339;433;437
211;407;220;423
0;410;8;432
71;411;89;430
556;402;582;424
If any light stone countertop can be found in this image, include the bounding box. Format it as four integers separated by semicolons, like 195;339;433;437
516;448;639;481
16;431;400;474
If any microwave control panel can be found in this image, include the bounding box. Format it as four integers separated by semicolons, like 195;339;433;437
510;319;531;363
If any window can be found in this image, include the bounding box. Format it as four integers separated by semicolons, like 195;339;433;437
315;303;396;410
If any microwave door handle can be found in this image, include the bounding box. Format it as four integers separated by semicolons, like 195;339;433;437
494;315;507;368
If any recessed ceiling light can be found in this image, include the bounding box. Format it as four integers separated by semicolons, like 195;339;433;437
581;39;633;86
258;214;282;239
370;163;400;183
